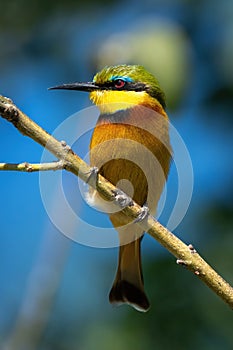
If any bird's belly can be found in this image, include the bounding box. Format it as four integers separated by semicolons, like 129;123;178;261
89;122;170;220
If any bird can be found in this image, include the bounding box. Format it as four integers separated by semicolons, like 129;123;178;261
50;65;172;312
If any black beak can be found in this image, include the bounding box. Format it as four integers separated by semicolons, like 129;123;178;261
48;82;99;92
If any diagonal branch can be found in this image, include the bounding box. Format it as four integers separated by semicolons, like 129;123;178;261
0;95;233;309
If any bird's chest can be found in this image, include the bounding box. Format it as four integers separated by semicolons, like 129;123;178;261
89;111;170;206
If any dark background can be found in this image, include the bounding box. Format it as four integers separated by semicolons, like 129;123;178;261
0;0;233;349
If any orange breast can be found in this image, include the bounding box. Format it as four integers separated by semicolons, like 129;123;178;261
89;105;172;226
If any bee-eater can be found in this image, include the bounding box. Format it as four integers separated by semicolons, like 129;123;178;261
50;65;172;312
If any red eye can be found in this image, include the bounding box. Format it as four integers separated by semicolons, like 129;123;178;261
114;79;125;89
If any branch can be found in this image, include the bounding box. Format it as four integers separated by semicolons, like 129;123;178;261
0;161;65;172
0;95;233;309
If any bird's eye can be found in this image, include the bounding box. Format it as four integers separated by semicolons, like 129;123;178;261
114;79;125;89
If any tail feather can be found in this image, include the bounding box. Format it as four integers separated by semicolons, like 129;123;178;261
109;280;150;312
109;238;150;312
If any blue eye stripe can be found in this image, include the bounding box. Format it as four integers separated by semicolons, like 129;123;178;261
111;75;134;83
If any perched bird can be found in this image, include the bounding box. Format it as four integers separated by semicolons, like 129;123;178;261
50;65;172;312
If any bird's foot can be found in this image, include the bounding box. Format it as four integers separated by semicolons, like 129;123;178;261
85;166;99;184
134;204;150;223
112;189;134;208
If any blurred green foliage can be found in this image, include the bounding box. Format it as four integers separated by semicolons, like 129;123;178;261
0;0;112;30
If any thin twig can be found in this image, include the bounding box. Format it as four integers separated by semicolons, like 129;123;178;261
0;95;233;309
0;161;65;172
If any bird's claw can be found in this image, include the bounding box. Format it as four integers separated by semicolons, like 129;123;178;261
134;204;150;223
112;189;134;208
60;140;72;153
86;166;99;184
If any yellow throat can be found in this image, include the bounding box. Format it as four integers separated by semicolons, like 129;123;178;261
90;90;164;114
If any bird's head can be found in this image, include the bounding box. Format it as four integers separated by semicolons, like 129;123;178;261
50;65;166;114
